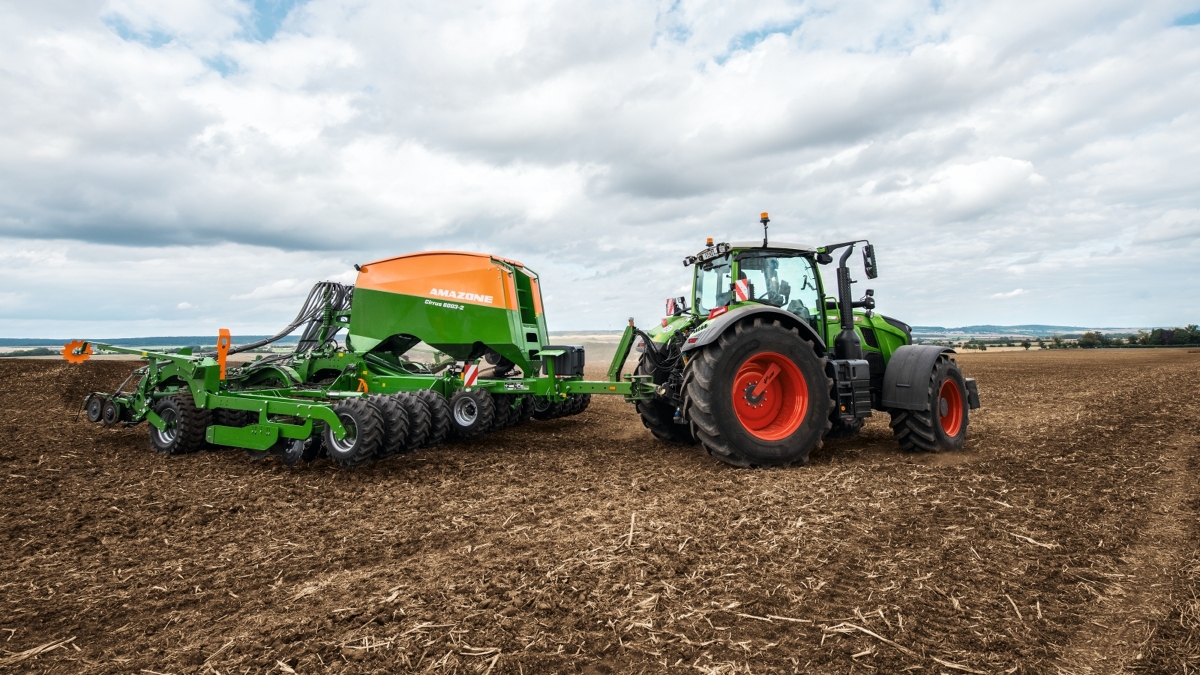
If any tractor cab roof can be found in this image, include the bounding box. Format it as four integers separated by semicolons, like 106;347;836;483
728;241;817;253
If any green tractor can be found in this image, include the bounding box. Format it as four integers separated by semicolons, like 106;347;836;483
630;213;980;467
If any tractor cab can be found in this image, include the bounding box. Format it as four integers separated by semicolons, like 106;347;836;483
691;241;824;335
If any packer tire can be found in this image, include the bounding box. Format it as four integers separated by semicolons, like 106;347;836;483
489;394;515;431
532;397;565;420
367;394;409;459
149;393;212;456
514;396;536;425
681;317;832;467
564;394;591;416
395;393;431;452
413;390;451;447
634;356;694;445
323;398;384;468
889;355;969;452
450;389;495;439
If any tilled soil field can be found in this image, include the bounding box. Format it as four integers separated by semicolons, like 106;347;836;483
1;350;1198;674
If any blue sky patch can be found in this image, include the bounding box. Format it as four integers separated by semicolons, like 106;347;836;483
103;15;173;47
204;55;240;77
1173;9;1200;25
244;0;307;41
715;20;802;65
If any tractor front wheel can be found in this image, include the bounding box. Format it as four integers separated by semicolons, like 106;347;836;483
888;355;969;452
634;353;694;445
682;318;831;467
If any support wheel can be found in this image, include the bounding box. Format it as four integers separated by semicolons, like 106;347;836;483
889;356;969;452
681;318;832;467
634;354;694;444
149;393;212;455
323;398;384;468
413;390;451;446
450;390;495;439
85;394;105;423
367;394;409;459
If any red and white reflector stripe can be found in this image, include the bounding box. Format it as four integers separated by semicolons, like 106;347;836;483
462;362;479;387
735;278;750;302
665;297;676;315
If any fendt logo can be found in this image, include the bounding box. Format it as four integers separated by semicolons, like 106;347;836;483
429;288;494;304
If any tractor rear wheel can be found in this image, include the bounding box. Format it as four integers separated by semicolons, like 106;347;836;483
682;318;832;467
414;390;451;446
368;394;409;459
450;390;495;439
323;398;383;468
395;393;431;452
634;355;694;445
889;355;969;452
149;394;212;455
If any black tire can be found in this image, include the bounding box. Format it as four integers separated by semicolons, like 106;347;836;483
323;398;384;468
85;394;105;423
414;390;451;446
214;408;256;427
491;394;519;430
889;355;969;452
634;354;694;444
514;396;536;425
394;393;431;452
681;317;832;467
450;389;495;439
567;394;591;416
826;416;863;439
149;394;212;455
101;399;122;427
367;394;409;459
532;397;564;420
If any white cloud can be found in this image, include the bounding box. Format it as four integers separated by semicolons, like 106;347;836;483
176;301;194;309
990;288;1026;299
1;0;1199;336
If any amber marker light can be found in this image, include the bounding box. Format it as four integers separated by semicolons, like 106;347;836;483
706;237;714;246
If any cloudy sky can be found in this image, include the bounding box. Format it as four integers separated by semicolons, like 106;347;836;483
2;0;1198;338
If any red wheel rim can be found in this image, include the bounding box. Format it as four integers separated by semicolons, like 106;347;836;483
731;351;808;440
938;379;963;437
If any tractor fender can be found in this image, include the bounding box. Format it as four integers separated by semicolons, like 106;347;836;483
881;345;957;411
680;305;826;356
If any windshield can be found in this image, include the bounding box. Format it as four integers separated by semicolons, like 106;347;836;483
694;254;733;315
734;253;822;332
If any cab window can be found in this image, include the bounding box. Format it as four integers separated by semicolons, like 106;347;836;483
735;254;822;332
694;254;732;315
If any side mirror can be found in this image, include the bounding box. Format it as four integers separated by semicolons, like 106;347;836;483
816;252;833;265
862;244;878;279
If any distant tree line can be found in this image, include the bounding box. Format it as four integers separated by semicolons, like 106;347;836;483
1062;325;1200;349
